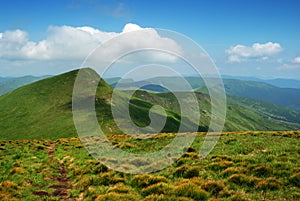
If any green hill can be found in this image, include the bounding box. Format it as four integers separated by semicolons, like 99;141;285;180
0;69;200;140
0;69;299;140
0;71;78;140
132;90;300;132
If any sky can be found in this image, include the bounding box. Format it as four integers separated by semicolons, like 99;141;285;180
0;0;300;79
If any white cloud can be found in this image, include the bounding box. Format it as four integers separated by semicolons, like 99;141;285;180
228;55;241;62
0;23;182;63
0;29;29;59
293;56;300;63
226;42;283;62
122;23;143;33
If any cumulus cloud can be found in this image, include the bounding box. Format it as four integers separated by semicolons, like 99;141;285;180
103;23;181;63
0;23;182;63
122;23;143;33
226;42;283;62
0;26;117;60
293;56;300;63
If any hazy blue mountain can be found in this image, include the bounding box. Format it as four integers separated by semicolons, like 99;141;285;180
0;77;10;82
107;76;300;110
222;79;300;110
105;77;134;85
222;75;300;89
264;78;300;89
0;75;50;96
110;80;169;92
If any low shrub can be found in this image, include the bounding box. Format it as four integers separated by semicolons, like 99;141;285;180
210;155;233;162
255;179;281;191
201;180;225;196
183;167;200;178
252;165;272;177
143;194;193;201
229;194;252;201
246;176;261;188
174;182;208;201
221;167;246;177
218;189;236;198
0;180;18;189
10;167;27;174
175;158;190;167
174;165;200;178
174;166;188;177
99;172;124;185
131;175;168;188
228;174;247;185
108;183;131;194
95;192;137;201
228;174;261;188
141;182;173;197
289;173;300;187
208;161;233;172
0;180;20;200
182;152;199;159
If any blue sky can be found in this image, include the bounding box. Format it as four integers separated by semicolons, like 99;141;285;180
1;0;300;79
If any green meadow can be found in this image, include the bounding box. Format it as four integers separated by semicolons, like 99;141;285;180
1;131;299;201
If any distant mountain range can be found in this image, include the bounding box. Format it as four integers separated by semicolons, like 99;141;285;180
0;75;50;96
221;75;300;89
107;75;300;89
0;77;9;82
0;69;299;140
107;76;300;110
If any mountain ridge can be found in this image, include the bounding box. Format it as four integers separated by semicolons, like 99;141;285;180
0;69;299;140
109;76;300;110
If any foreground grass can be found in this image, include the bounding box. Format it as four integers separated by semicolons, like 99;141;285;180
0;131;299;200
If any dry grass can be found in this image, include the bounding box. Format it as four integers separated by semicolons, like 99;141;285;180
200;180;225;196
174;182;208;200
0;131;299;200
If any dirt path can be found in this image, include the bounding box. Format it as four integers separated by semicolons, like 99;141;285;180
33;141;70;199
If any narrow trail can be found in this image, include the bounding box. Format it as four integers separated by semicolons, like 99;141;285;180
33;141;71;199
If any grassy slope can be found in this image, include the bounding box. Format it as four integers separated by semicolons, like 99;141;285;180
133;90;300;131
0;69;299;140
0;69;199;140
196;86;300;126
0;131;299;200
0;71;77;140
146;76;300;110
223;79;300;110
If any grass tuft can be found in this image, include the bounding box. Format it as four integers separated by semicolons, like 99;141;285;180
142;194;193;201
289;173;300;187
131;175;168;188
200;180;225;196
10;167;27;174
255;179;281;190
174;182;208;201
95;192;138;201
141;182;173;197
252;165;272;177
